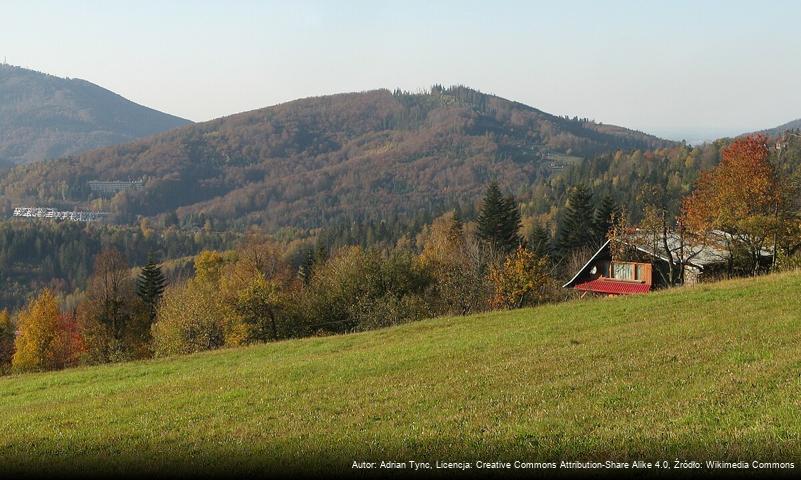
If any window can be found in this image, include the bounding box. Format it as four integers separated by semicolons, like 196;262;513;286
613;262;634;280
636;264;646;281
609;262;650;282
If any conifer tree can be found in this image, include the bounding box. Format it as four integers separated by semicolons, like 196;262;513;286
298;248;315;285
477;182;522;253
593;194;620;247
501;195;523;251
529;224;552;259
136;255;166;323
556;184;596;255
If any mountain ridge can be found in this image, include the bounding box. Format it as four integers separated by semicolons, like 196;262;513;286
758;118;801;137
0;64;191;165
0;85;675;229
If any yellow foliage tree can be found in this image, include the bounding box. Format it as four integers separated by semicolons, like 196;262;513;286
417;211;491;315
489;246;551;309
151;279;225;357
194;250;226;285
12;290;75;372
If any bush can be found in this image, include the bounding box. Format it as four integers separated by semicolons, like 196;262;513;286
298;246;432;333
151;280;225;357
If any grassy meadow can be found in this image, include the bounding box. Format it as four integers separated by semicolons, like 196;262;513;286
1;273;800;475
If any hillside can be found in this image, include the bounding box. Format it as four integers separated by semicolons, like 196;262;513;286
0;86;673;229
760;118;801;136
2;272;800;475
0;64;191;166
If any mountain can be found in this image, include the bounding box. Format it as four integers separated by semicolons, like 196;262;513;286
759;118;801;137
0;64;191;166
0;85;673;229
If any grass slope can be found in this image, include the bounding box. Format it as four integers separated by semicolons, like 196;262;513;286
2;273;801;475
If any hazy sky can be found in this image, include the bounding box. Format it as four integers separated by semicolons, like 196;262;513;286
3;0;800;140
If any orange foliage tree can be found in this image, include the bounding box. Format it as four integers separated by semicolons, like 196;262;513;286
682;134;786;274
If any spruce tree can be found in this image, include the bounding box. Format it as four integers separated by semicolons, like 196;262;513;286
501;194;522;252
592;194;619;248
556;184;596;255
529;224;552;259
477;182;521;253
136;255;166;323
298;248;315;285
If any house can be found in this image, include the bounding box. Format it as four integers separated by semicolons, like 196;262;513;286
562;230;771;296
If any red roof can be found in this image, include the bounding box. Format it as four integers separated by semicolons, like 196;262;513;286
573;278;651;295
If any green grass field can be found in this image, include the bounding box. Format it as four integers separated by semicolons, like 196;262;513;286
2;273;800;475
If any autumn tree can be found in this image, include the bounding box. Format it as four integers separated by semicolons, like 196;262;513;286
77;249;142;362
214;237;298;344
151;279;226;356
194;250;227;285
231;276;285;343
418;211;491;315
683;135;785;275
607;207;638;262
12;290;81;372
489;246;551;309
298;246;431;333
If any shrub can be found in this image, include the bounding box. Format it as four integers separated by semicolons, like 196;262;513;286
299;246;432;333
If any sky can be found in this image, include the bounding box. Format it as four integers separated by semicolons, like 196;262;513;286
3;0;801;142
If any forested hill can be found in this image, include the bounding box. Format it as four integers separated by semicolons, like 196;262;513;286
0;86;673;230
0;64;191;166
758;118;801;136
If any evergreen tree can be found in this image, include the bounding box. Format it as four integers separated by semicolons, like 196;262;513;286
136;255;167;323
501;195;523;251
298;248;315;285
477;182;522;253
529;224;552;259
592;194;620;248
556;184;596;255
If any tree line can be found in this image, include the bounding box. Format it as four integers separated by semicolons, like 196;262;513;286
2;134;799;375
0;181;560;373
